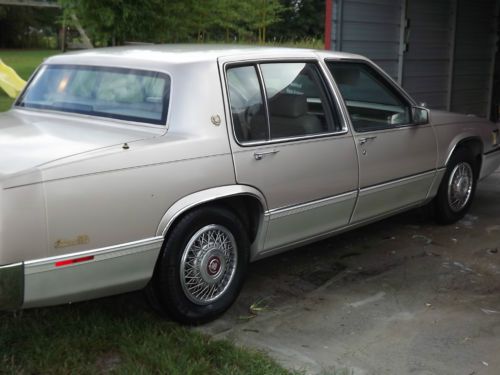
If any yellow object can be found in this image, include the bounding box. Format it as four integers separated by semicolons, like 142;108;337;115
0;59;26;98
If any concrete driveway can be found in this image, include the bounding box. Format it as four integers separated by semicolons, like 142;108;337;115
200;169;500;375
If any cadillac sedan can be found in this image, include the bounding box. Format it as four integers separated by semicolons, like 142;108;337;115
0;45;499;324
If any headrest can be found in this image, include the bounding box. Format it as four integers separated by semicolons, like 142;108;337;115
268;93;307;118
331;66;360;85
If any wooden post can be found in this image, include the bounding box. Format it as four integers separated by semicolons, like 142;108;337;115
71;13;93;49
324;0;332;50
61;20;66;52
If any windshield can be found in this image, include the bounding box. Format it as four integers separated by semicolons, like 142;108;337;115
17;65;170;125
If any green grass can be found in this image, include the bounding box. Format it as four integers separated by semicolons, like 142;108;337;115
264;38;325;49
0;49;57;79
0;294;294;375
0;49;58;112
0;97;12;113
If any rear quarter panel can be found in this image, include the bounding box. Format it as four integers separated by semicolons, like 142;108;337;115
9;60;237;262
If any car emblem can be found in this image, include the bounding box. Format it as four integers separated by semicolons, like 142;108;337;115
211;115;221;126
54;235;90;249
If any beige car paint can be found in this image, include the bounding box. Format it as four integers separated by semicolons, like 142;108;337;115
0;45;499;310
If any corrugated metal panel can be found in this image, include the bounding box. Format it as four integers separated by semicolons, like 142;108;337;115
402;0;454;110
331;0;403;80
451;0;498;117
329;0;498;118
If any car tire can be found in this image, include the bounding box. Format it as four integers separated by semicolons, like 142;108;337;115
434;147;478;224
152;206;249;324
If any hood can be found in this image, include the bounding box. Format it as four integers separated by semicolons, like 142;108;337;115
0;109;164;177
430;109;488;126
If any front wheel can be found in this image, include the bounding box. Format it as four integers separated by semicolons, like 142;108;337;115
152;206;249;324
434;147;478;224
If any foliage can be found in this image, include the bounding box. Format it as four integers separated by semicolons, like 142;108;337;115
0;0;325;48
0;5;60;48
269;0;326;42
58;0;286;45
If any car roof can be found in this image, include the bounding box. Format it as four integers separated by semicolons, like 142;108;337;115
45;44;365;67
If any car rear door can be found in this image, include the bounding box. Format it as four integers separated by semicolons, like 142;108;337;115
222;59;358;253
325;60;438;223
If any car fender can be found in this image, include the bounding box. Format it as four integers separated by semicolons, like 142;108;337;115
443;134;483;167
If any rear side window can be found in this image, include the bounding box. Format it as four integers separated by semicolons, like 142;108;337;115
17;65;170;125
227;62;340;143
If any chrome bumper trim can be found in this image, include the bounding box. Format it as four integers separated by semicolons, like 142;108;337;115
480;149;500;180
0;262;24;310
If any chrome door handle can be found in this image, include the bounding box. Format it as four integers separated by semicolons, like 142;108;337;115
359;136;377;145
254;149;279;160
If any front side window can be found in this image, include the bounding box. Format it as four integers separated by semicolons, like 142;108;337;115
326;62;411;132
227;62;340;143
17;65;170;125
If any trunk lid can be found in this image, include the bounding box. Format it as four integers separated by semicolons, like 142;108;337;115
0;109;164;176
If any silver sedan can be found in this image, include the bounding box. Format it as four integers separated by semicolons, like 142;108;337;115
0;45;499;323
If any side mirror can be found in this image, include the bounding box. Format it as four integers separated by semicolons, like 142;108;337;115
412;106;429;125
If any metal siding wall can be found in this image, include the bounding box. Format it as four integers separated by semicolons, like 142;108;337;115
451;0;498;117
329;0;498;118
331;0;402;80
403;0;453;109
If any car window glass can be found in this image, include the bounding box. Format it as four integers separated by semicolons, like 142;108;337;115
327;62;411;132
227;66;268;142
18;65;170;125
260;62;339;139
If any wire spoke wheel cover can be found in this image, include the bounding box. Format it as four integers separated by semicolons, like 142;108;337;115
447;162;473;213
180;224;238;305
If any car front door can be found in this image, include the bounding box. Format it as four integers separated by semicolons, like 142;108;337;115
326;60;438;223
224;60;358;253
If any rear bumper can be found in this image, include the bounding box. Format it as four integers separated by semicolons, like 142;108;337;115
480;147;500;180
0;262;24;310
0;236;163;311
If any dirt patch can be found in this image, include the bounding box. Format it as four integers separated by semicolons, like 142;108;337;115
95;352;121;374
300;262;347;286
201;171;500;375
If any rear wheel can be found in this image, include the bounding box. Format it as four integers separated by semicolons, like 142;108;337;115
434;147;478;224
152;206;249;324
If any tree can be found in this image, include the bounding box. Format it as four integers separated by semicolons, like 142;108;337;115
211;0;245;42
268;0;325;41
246;0;284;43
0;5;60;48
59;0;151;45
57;0;288;46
